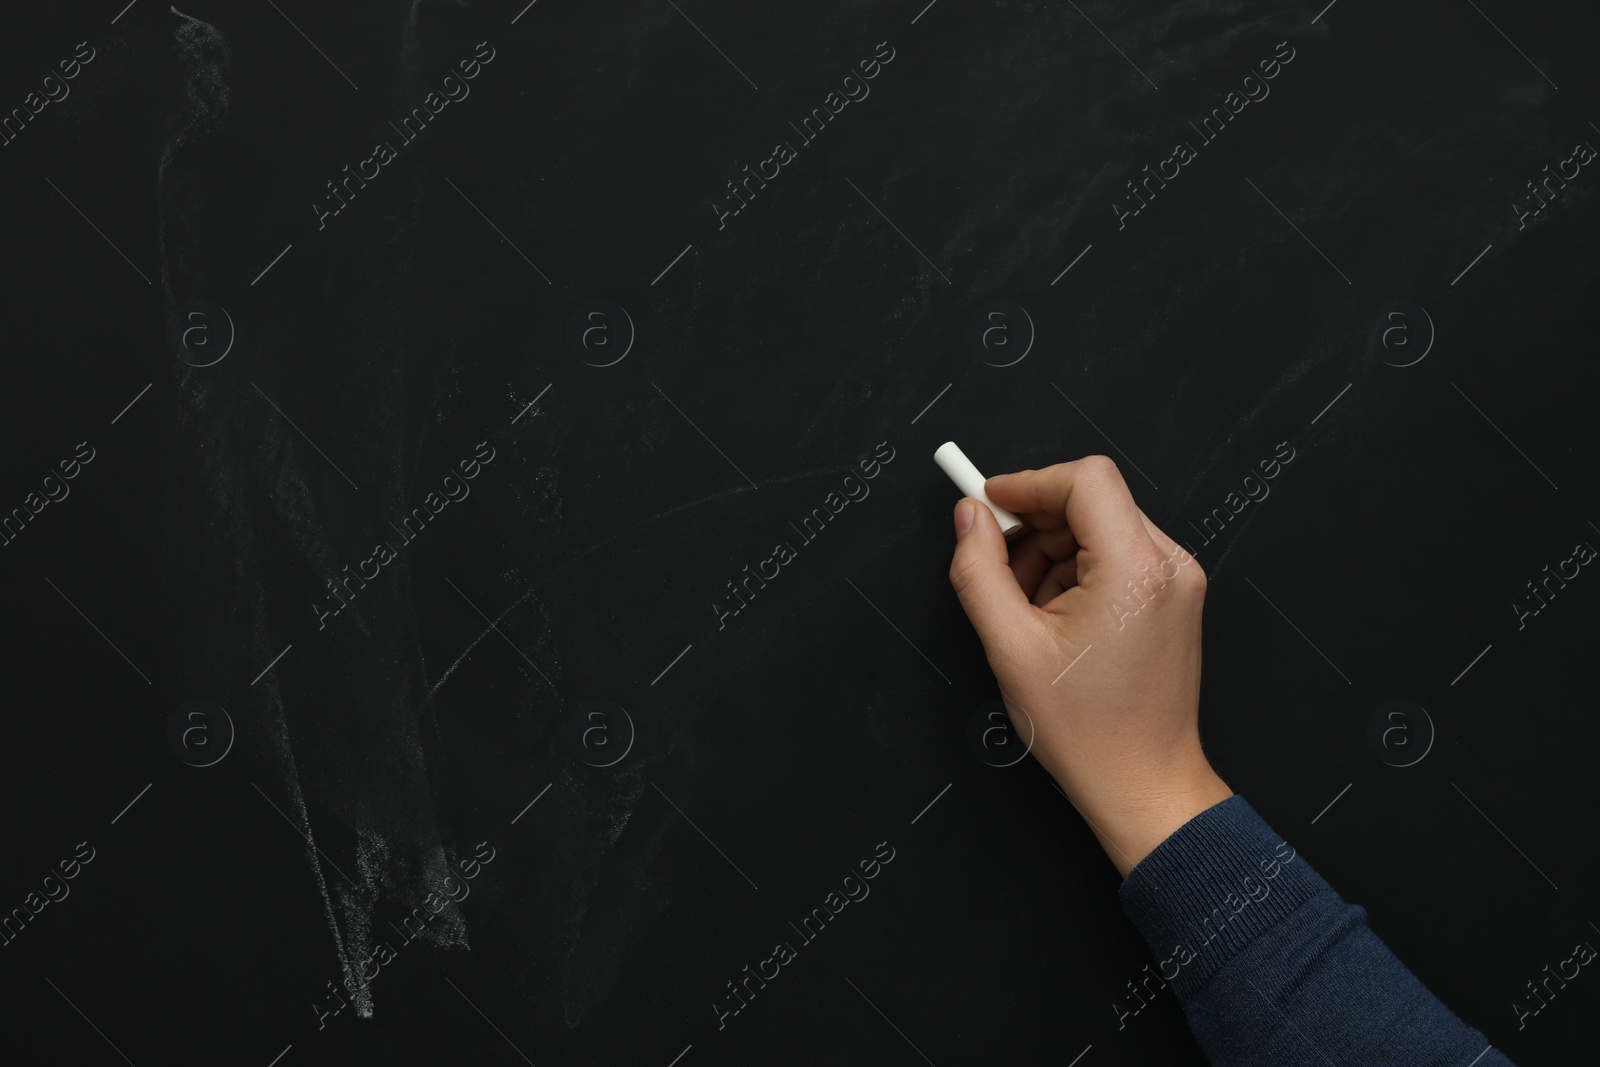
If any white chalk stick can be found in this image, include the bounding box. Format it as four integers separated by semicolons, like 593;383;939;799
934;441;1024;536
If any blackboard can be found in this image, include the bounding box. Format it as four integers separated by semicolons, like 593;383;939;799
3;1;1598;1063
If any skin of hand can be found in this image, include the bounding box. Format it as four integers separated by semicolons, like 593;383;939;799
947;455;1233;878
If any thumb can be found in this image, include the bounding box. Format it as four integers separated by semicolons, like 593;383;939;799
948;498;1030;643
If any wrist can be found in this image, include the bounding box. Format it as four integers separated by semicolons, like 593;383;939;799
1068;759;1233;879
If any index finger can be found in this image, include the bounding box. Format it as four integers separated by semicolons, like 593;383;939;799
986;455;1153;558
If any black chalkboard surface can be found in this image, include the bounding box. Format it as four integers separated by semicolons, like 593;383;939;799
3;1;1598;1064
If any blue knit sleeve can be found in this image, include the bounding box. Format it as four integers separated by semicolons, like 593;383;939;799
1118;795;1514;1066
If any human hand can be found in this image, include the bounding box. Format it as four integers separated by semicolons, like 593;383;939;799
947;455;1232;877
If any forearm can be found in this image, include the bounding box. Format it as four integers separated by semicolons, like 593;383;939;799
1118;796;1515;1067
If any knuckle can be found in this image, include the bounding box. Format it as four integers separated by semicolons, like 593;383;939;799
1130;541;1167;574
1080;454;1119;478
948;555;979;595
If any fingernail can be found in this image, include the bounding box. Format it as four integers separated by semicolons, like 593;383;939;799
954;499;975;538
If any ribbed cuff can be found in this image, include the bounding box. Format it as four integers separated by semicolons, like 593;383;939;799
1118;795;1332;1003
